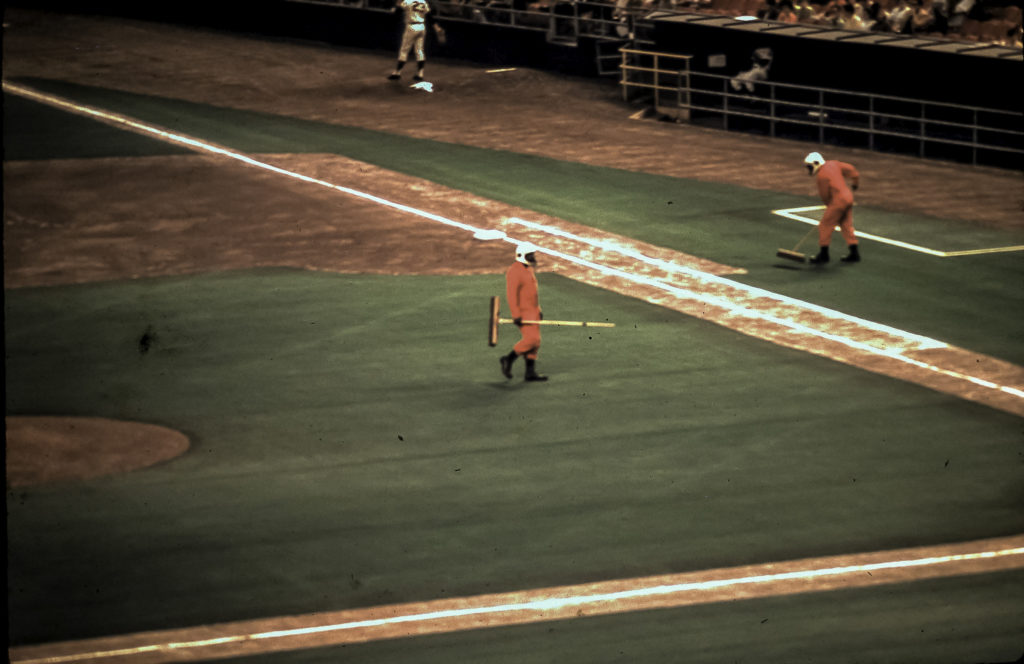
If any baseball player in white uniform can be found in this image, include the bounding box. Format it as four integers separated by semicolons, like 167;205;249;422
389;0;442;82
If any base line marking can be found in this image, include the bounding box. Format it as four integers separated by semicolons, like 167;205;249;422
773;205;1024;257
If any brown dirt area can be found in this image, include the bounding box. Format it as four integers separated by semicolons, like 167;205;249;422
5;416;189;487
3;7;1023;486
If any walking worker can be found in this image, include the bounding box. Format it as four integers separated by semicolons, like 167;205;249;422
804;151;861;264
500;242;548;382
388;0;444;82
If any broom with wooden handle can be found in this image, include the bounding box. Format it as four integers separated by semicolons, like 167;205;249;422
776;227;817;263
488;296;614;346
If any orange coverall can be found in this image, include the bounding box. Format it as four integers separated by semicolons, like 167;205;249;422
506;261;542;359
815;160;860;247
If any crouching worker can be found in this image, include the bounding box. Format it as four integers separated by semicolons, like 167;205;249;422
804;151;861;264
500;242;548;382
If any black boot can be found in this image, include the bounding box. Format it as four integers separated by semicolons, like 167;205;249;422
524;358;548;382
500;351;517;379
841;244;860;263
809;246;830;264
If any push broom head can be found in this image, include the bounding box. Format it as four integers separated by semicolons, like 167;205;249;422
776;248;808;263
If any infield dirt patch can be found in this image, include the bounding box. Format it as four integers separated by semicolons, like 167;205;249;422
6;416;189;487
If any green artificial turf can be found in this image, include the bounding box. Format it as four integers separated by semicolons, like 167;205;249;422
8;78;1024;365
7;270;1023;646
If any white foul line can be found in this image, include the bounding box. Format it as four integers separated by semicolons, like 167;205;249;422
773;205;1024;257
11;541;1024;663
4;81;1022;403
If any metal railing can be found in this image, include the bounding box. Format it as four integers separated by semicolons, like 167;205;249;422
621;48;1023;168
285;0;644;44
620;48;692;119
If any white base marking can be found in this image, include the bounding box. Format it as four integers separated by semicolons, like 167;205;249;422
773;205;1024;257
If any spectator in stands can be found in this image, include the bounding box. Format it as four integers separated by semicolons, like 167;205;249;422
886;0;914;32
836;1;871;28
864;0;889;29
947;0;975;31
1006;22;1024;47
776;0;800;21
793;0;817;20
910;0;936;32
832;1;852;25
928;0;950;33
849;1;873;28
812;0;842;24
759;0;780;20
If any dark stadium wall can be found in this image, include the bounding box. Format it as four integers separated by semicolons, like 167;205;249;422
648;19;1020;112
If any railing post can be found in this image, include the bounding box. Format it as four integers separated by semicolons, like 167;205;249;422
620;48;628;102
920;102;926;159
972;108;979;167
723;78;729;130
653;54;660;112
868;96;874;151
818;89;824;144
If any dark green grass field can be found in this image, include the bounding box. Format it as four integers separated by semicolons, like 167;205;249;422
4;80;1024;661
6;271;1024;655
9;80;1024;363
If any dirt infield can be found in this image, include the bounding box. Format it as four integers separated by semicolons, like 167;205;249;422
5;416;189;487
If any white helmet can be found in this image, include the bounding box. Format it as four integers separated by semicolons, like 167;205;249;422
515;241;539;265
804;151;825;175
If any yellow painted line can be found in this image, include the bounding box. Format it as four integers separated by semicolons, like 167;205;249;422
773;205;1024;257
10;536;1024;663
944;245;1024;256
4;81;1021;404
485;68;517;73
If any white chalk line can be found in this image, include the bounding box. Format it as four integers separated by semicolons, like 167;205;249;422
4;80;1022;405
11;539;1024;663
773;205;1024;257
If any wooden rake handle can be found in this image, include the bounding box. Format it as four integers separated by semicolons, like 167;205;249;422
488;296;614;346
497;318;615;327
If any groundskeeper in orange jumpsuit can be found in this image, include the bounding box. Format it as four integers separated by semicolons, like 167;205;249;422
499;242;548;382
805;151;861;264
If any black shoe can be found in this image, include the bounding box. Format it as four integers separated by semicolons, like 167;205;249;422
500;355;513;379
809;248;830;264
525;372;548;382
413;75;424;82
841;246;860;262
387;73;401;80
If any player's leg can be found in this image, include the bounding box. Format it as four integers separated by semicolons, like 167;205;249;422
413;30;427;80
520;326;547;382
839;209;860;262
389;29;415;79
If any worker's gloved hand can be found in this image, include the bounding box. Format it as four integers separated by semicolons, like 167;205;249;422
514;317;523;327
